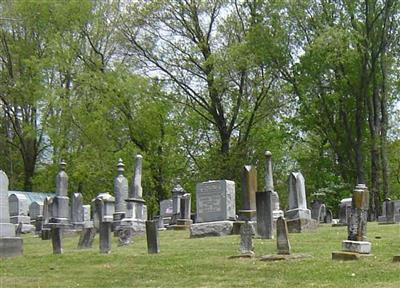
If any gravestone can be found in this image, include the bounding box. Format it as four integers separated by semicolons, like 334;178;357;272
29;201;43;221
51;227;63;254
276;217;291;255
122;154;146;233
0;170;23;257
153;215;166;231
311;200;329;223
83;205;91;222
239;166;257;220
256;191;273;239
160;199;173;225
146;220;160;254
118;227;134;246
51;160;70;224
239;221;254;256
285;172;317;232
41;197;52;240
264;151;283;219
333;184;371;260
378;199;400;224
8;193;34;233
113;159;128;228
77;227;96;249
337;198;352;226
95;194;115;254
170;180;186;225
191;180;236;237
71;193;84;228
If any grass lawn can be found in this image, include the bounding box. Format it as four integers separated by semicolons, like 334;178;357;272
1;222;400;287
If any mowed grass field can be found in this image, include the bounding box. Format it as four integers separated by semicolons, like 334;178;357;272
1;222;400;288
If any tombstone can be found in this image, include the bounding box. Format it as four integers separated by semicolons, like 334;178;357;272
334;184;371;258
71;193;84;227
153;215;166;231
51;227;63;254
77;227;96;249
276;217;291;255
118;227;134;246
239;166;257;220
378;199;400;224
41;197;52;240
8;193;34;233
113;159;128;227
146;220;160;254
0;170;23;257
256;191;273;239
264;151;284;219
160;199;173;225
170;180;186;225
51;160;70;224
196;180;236;223
96;194;115;254
239;221;254;256
83;205;91;222
173;193;193;228
92;193;115;230
122;155;146;233
311;199;328;223
338;198;352;225
29;201;43;221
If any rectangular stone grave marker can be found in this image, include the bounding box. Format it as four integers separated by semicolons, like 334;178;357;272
256;191;273;239
240;221;254;256
276;217;291;255
196;180;235;223
78;227;96;249
51;227;63;254
146;220;160;254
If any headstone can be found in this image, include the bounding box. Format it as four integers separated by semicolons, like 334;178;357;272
52;160;70;224
71;193;84;226
9;193;29;216
170;180;186;224
77;227;96;249
256;191;273;239
239;221;254;255
180;193;191;220
96;194;115;254
0;170;23;257
41;197;52;239
51;227;63;254
338;198;352;225
264;151;283;219
113;158;128;225
160;199;173;218
276;217;291;255
285;172;311;220
83;205;91;222
196;180;236;223
240;166;257;219
146;220;160;254
153;215;166;230
122;155;146;233
29;201;43;221
311;200;327;223
378;199;400;223
118;227;134;246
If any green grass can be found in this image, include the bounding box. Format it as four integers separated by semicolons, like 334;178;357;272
1;222;400;287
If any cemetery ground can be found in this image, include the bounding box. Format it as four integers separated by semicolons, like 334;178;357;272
1;223;400;288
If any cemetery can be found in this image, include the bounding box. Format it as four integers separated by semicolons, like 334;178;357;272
1;1;400;287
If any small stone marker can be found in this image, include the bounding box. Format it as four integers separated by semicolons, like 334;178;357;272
51;226;63;254
276;217;291;255
0;170;23;257
118;227;134;246
146;220;160;254
77;227;96;249
256;191;273;239
239;221;254;256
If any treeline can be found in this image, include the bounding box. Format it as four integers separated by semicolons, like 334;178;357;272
1;0;399;218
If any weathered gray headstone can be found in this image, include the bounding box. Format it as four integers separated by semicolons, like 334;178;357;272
146;220;160;254
77;227;96;249
285;172;311;220
240;166;257;218
180;193;191;220
264;151;283;219
160;199;173;218
52;160;70;223
71;193;84;225
96;195;114;254
170;180;186;224
51;227;63;254
239;221;254;255
118;227;134;246
9;193;29;216
29;201;43;221
196;180;236;223
0;170;23;257
338;198;352;225
256;191;273;239
276;217;291;255
114;159;128;223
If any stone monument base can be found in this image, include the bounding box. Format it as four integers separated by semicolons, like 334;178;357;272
119;218;146;233
10;215;31;224
342;240;371;254
286;218;318;233
285;208;311;220
167;219;192;231
0;237;23;257
190;221;234;238
260;253;312;262
232;221;256;235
